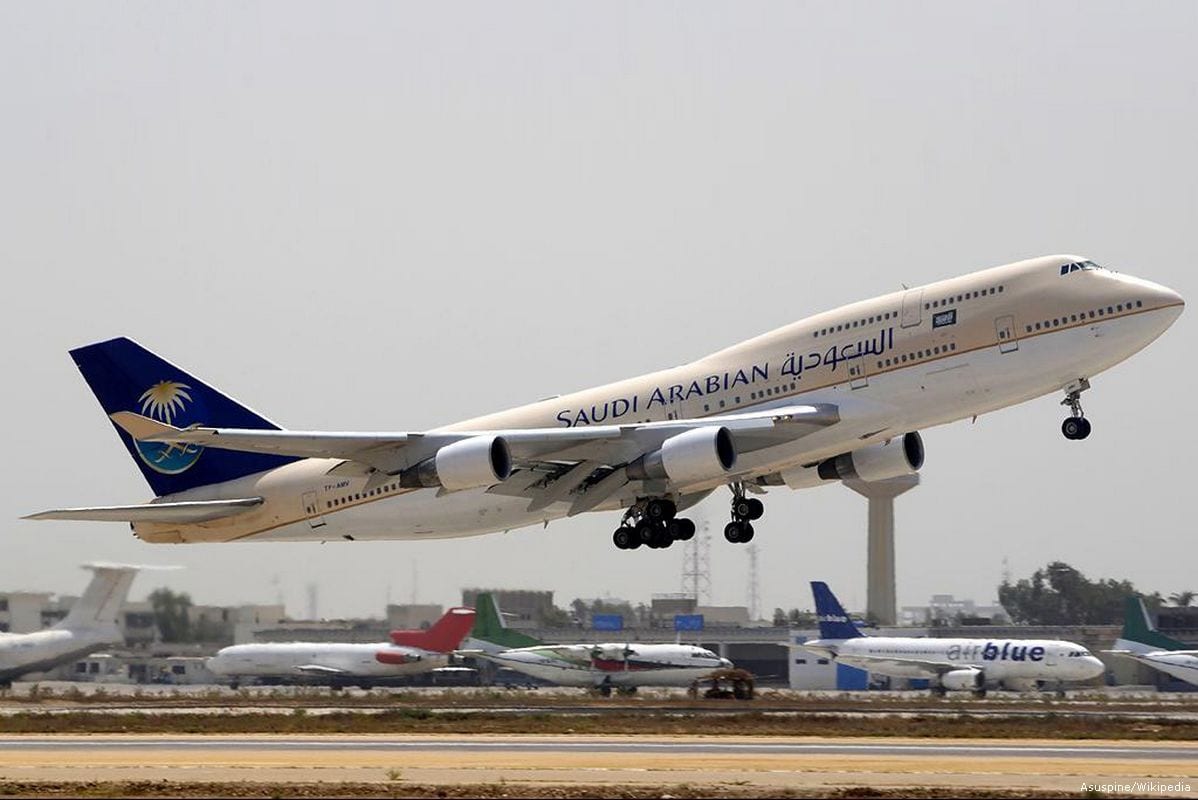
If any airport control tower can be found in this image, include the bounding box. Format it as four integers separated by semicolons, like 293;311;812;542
845;475;919;626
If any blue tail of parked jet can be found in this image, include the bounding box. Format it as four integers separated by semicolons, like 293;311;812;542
70;337;298;497
811;581;865;640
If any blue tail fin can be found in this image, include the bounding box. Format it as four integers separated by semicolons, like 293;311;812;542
70;337;298;497
811;581;865;640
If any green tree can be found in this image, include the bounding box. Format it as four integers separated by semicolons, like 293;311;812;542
1169;591;1195;607
998;561;1160;625
148;587;192;643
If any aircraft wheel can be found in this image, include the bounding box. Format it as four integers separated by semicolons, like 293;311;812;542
971;688;987;699
738;522;755;543
636;520;657;545
652;527;673;549
673;518;696;541
613;527;634;550
732;497;754;520
724;521;743;543
645;498;677;522
1061;417;1088;440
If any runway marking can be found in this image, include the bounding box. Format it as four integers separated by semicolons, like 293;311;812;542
2;736;1195;761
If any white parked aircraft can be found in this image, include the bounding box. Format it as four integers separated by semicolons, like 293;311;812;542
462;594;730;694
28;255;1182;550
0;564;142;687
1105;597;1198;688
206;607;475;689
802;582;1105;696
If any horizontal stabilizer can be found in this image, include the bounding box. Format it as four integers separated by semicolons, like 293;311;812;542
25;498;263;524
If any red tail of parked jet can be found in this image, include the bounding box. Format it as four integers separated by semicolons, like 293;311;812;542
389;607;475;653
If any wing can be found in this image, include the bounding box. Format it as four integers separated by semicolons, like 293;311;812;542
107;402;858;511
839;653;961;677
293;664;347;675
24;498;263;524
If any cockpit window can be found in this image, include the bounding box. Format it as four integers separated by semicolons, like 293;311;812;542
695;649;718;659
1059;260;1102;276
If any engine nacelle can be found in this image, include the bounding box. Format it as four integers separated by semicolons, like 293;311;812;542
403;436;513;491
375;650;420;666
940;667;983;692
626;427;737;486
817;432;924;483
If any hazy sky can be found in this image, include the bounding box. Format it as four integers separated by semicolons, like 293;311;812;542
2;2;1195;620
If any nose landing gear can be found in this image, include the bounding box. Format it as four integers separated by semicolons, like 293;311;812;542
724;484;764;544
1060;379;1092;440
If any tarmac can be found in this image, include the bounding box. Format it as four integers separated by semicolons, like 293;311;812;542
0;734;1195;795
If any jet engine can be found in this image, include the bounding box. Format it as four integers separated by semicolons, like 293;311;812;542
939;667;984;692
375;650;421;666
762;432;924;489
817;432;924;483
402;436;513;491
626;427;737;486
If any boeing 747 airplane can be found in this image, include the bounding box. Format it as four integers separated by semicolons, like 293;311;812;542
28;255;1182;550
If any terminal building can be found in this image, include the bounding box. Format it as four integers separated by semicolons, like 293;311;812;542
2;579;1195;691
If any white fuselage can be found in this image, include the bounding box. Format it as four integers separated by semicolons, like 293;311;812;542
1121;651;1198;687
0;626;122;684
803;636;1106;688
130;255;1184;543
481;643;732;688
206;642;448;682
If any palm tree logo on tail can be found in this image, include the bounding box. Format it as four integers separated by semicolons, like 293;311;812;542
134;381;203;474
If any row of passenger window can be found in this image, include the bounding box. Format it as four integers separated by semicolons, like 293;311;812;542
327;483;401;510
877;341;957;370
699;381;802;413
1025;300;1143;334
813;311;898;338
925;285;1003;311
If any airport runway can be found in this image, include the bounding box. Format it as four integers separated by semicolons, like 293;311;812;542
1;734;1195;794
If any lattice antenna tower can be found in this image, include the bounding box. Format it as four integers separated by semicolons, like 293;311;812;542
747;543;761;622
680;515;712;605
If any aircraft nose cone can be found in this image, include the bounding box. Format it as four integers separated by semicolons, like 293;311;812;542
719;658;733;668
1149;280;1184;310
1083;656;1106;678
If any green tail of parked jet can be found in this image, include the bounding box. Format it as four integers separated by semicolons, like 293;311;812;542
467;593;543;651
1105;596;1198;688
1115;596;1188;654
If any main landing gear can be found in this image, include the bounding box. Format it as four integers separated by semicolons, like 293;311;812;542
724;483;764;544
1060;378;1092;441
611;498;697;551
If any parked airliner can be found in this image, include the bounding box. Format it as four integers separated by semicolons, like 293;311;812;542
0;564;143;687
461;594;731;694
802;582;1105;696
206;607;475;689
28;255;1182;550
1105;597;1198;688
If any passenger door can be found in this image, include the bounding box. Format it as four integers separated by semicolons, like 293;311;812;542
301;490;326;529
901;289;923;329
995;315;1018;354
